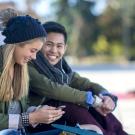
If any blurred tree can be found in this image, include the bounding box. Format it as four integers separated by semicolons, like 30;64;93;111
97;0;135;60
53;0;97;57
92;35;109;55
119;0;135;60
97;7;122;42
110;41;124;58
52;0;135;61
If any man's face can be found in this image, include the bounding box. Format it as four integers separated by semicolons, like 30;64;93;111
42;32;67;65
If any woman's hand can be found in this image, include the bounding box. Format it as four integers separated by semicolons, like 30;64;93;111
29;105;65;125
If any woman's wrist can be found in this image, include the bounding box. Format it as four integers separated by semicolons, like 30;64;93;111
29;111;38;126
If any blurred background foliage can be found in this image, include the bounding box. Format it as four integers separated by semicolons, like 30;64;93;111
1;0;135;63
53;0;135;62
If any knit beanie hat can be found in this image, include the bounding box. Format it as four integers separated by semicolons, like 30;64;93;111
2;15;47;44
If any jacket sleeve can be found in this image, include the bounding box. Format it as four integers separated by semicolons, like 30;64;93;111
0;68;9;130
0;114;8;130
0;46;4;70
29;65;87;107
0;102;8;130
70;72;108;95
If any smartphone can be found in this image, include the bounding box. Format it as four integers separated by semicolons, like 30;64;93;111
56;105;66;110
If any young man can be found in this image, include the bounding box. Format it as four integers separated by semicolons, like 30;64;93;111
28;21;127;135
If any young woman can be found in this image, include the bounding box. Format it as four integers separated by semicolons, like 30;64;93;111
0;9;64;135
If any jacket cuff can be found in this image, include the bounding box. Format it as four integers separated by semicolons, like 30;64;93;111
86;92;95;106
8;114;22;129
100;92;118;102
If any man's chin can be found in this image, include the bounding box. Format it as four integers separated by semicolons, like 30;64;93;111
50;61;58;65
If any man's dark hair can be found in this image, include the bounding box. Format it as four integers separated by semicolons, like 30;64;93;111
43;21;67;44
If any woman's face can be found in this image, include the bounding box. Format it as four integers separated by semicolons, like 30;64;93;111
14;39;44;65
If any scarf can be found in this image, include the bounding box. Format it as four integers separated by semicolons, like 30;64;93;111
31;51;73;85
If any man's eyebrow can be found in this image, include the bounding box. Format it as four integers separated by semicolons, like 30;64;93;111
46;41;64;45
46;41;53;43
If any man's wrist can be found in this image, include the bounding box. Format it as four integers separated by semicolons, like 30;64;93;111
86;92;95;106
92;95;103;108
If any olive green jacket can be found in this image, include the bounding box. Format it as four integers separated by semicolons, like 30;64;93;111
29;62;107;107
0;98;28;130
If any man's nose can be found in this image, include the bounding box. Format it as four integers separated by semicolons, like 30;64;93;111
51;46;57;53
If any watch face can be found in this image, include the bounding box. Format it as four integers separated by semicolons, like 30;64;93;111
93;95;103;107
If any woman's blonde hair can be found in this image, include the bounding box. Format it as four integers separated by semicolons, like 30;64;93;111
0;8;29;101
0;45;29;101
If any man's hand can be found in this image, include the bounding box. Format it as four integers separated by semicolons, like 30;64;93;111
95;95;115;116
100;95;115;111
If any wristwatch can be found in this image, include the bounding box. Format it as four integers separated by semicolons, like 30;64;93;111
92;95;103;108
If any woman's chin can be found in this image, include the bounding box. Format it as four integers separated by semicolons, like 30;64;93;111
16;61;27;66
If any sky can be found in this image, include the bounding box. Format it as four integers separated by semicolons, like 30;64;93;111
0;0;55;16
0;0;107;16
32;0;56;16
91;0;107;15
